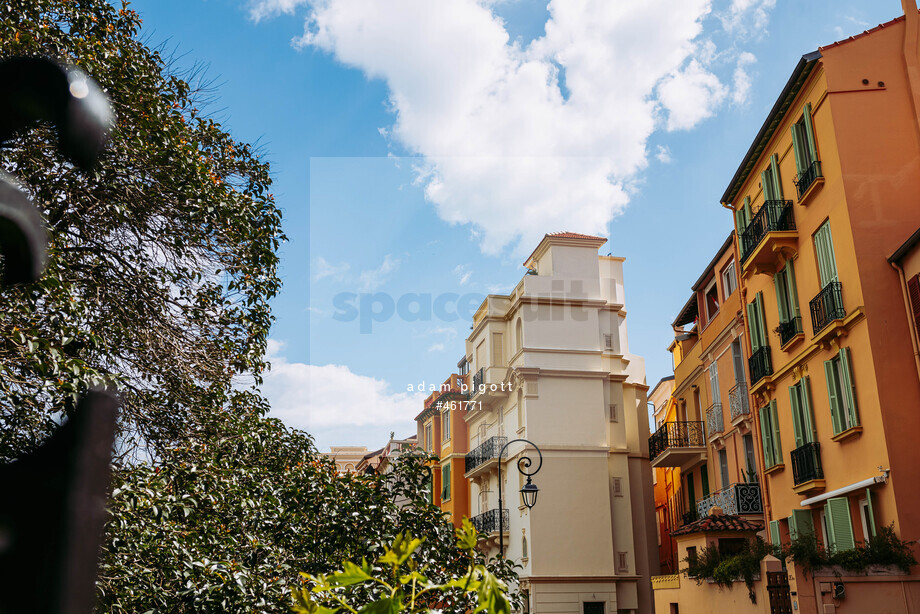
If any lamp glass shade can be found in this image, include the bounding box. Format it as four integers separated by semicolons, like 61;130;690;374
521;482;539;509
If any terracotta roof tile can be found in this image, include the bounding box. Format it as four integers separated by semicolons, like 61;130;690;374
818;14;907;51
671;513;764;537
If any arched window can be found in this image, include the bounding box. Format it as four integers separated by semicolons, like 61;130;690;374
515;318;523;351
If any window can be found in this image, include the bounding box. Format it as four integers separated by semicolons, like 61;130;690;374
686;546;698;575
759;400;783;469
742;434;757;481
819;509;830;550
584;602;605;614
425;423;433;453
746;292;769;350
769;519;781;546
788;509;814;540
442;408;450;441
788;376;816;447
522;535;528;559
791;103;820;181
761;153;784;201
718;449;730;489
735;195;753;236
458;358;469;376
824;347;859;434
515;318;523;351
859;493;876;540
686;473;696;515
825;497;855;552
441;463;451;501
700;465;710;498
814;221;838;288
704;277;720;321
708;361;720;406
731;339;746;385
774;259;801;327
722;261;738;297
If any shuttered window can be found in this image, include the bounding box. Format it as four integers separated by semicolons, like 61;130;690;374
746;292;769;350
701;465;710;498
769;519;782;547
788;376;816;448
774;259;801;324
761;154;784;201
824;347;860;435
441;463;451;501
788;509;815;540
814;221;839;287
735;196;753;236
759;400;782;469
719;449;730;489
791;103;819;174
825;497;856;552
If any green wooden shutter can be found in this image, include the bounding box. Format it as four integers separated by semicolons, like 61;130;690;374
770;401;783;462
761;170;772;202
775;269;789;323
803;103;818;163
824;359;844;434
865;488;877;538
826;497;855;551
815;222;838;286
791;123;807;175
756;292;769;346
786;259;801;317
747;301;761;350
760;404;774;468
789;509;815;540
789;383;804;448
770;154;783;200
801;376;815;443
838;347;859;428
770;519;781;546
442;464;451;500
701;465;710;497
735;207;746;236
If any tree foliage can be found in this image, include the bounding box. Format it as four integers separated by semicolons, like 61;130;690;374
0;0;283;461
97;415;519;613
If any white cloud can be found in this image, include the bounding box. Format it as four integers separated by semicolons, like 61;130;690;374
731;52;757;106
251;0;769;254
358;254;400;291
312;256;350;281
453;264;472;285
262;340;425;429
427;343;445;353
655;145;672;164
718;0;777;37
249;0;309;22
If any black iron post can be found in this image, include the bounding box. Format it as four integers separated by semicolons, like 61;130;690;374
497;438;543;556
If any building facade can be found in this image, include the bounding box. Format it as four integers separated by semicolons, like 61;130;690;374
463;232;655;614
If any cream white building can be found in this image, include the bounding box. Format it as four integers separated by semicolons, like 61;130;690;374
463;233;656;614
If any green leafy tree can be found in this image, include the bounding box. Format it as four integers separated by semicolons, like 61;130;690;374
0;0;283;461
97;415;519;613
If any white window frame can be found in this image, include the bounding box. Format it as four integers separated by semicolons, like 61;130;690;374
722;261;737;297
442;408;450;442
704;276;720;321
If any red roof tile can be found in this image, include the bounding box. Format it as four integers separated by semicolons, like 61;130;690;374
671;513;763;537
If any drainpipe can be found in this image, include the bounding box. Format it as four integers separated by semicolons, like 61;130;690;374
890;260;920;384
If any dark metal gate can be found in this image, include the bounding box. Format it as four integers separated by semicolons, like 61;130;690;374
766;571;793;614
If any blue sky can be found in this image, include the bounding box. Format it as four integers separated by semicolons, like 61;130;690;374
128;0;904;451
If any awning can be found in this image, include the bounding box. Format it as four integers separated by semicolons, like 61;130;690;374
800;470;888;507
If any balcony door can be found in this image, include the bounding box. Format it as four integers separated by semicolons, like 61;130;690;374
814;222;838;287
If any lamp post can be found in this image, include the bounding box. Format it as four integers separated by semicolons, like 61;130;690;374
497;438;543;556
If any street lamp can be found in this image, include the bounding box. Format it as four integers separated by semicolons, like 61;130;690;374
497;438;543;556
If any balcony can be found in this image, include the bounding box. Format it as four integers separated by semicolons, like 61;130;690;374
729;382;750;422
777;316;803;348
739;200;797;275
471;508;509;536
791;441;825;494
810;281;845;336
469;366;512;405
696;482;763;518
649;421;706;468
464;435;507;476
706;403;724;441
793;160;823;201
472;367;484;391
748;346;773;387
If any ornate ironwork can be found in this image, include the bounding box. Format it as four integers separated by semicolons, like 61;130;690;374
649;421;705;461
791;442;824;485
696;482;763;518
472;367;484;392
0;57;115;614
471;508;509;534
464;435;507;473
497;438;542;555
748;346;773;385
739;200;795;262
793;160;822;199
777;316;803;346
729;382;750;421
810;281;845;335
706;403;724;439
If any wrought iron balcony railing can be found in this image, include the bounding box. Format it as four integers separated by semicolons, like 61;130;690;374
739;200;796;262
729;382;750;421
649;421;705;461
696;482;763;518
777;316;803;346
748;346;773;386
471;367;484;392
791;441;824;486
471;508;509;534
706;403;724;439
464;435;507;473
793;160;823;199
810;281;845;335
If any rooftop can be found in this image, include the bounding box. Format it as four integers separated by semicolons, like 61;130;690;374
671;512;764;537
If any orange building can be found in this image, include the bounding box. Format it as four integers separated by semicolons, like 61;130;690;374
415;363;471;527
720;3;920;611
